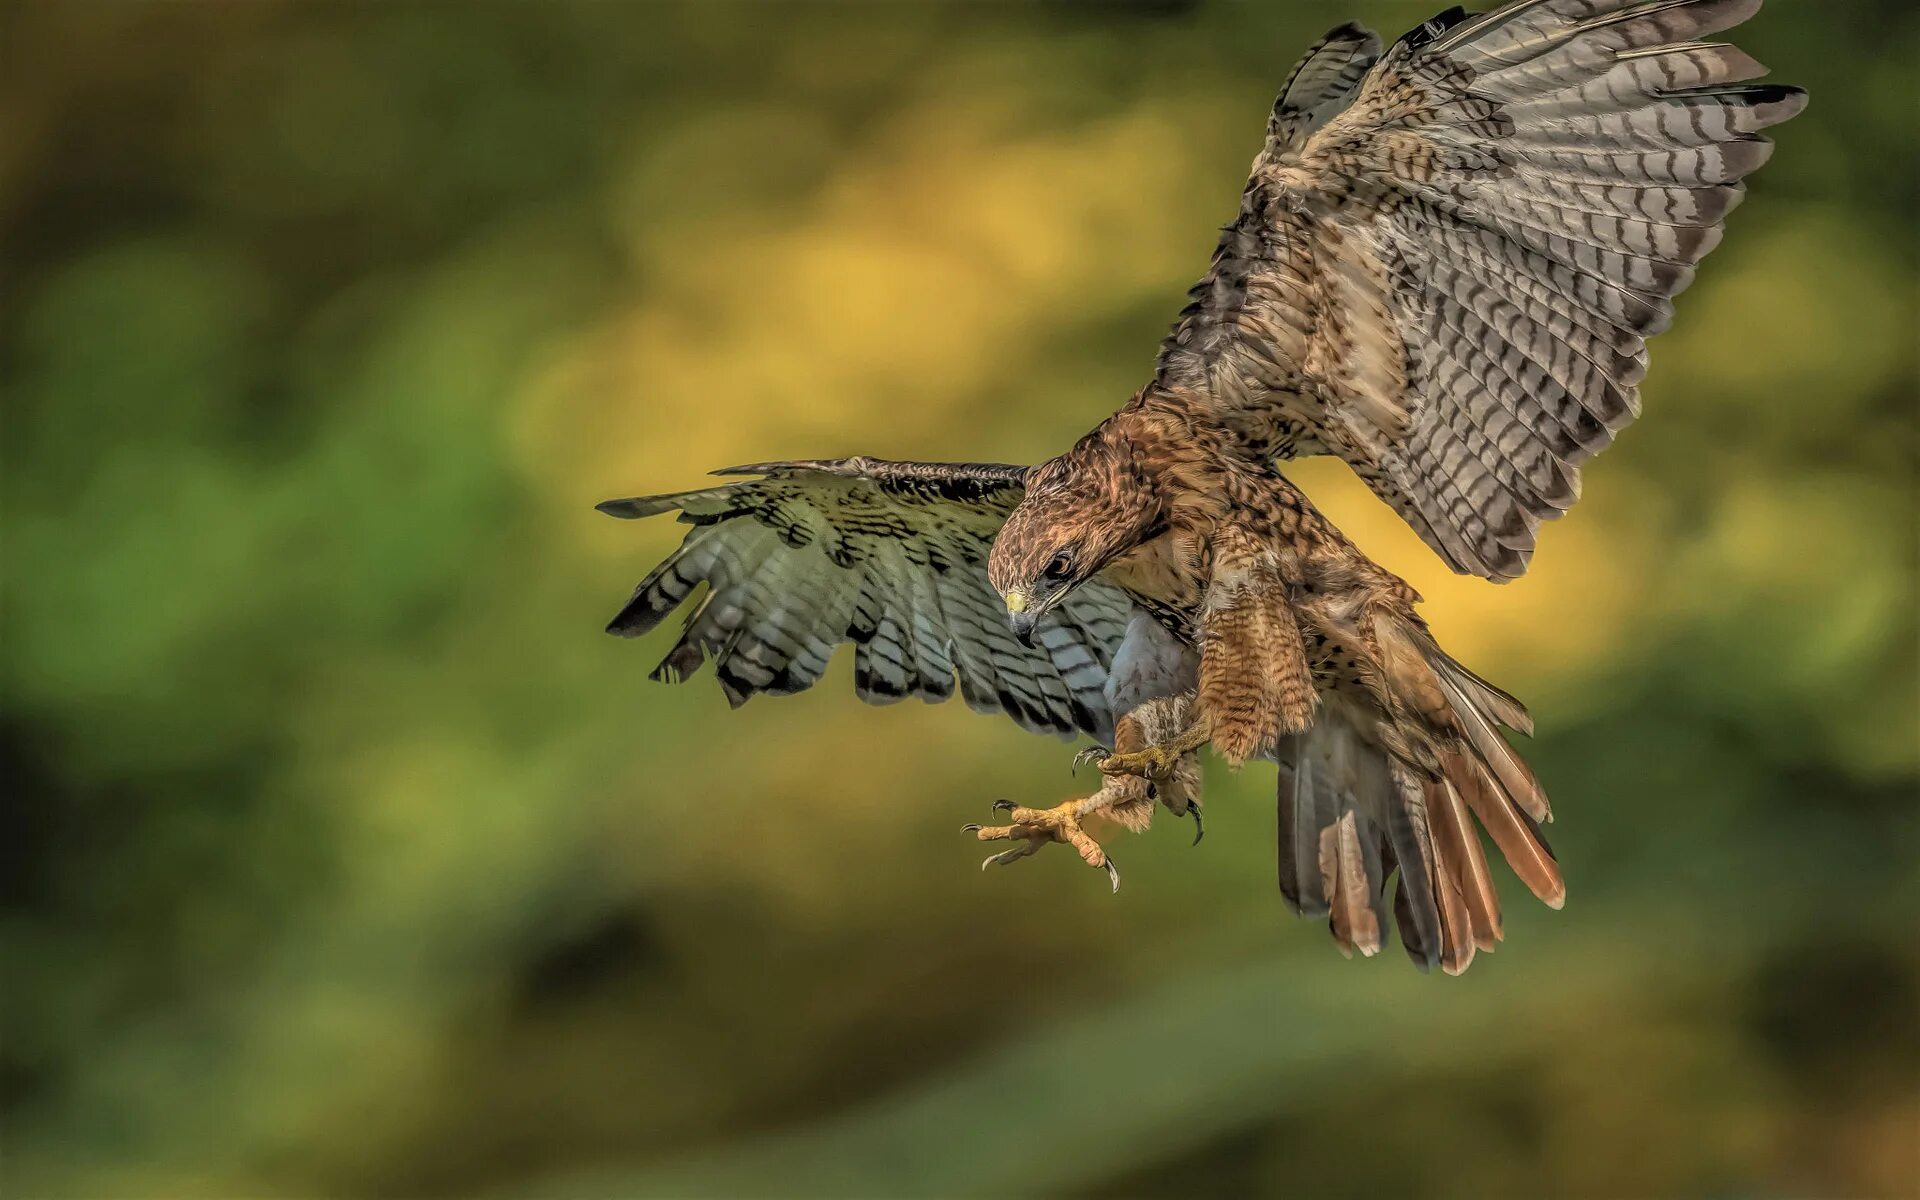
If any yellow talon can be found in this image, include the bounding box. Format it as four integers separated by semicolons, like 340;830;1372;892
965;797;1120;891
1096;720;1211;780
1096;746;1178;780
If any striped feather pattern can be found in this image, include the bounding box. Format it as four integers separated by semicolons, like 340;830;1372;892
1274;616;1562;973
1157;0;1804;579
1267;22;1384;151
600;458;1131;741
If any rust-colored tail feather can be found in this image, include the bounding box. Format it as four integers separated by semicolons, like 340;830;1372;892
1452;748;1566;910
1419;628;1565;911
1429;773;1504;952
1275;623;1564;972
1320;810;1385;958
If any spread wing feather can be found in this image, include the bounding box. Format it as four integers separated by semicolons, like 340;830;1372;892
1267;22;1384;151
1157;0;1804;579
599;457;1131;741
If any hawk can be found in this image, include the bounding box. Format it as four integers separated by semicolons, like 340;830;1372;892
602;0;1802;973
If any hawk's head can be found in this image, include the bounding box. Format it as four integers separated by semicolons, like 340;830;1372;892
988;433;1159;646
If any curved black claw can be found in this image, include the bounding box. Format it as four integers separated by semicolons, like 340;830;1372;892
982;841;1041;870
1186;805;1205;846
990;799;1016;814
1071;745;1110;775
961;823;982;833
1102;856;1121;894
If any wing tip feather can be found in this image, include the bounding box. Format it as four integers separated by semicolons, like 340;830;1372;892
598;495;685;519
710;457;864;478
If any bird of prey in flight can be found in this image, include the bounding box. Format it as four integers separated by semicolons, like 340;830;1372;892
602;0;1802;973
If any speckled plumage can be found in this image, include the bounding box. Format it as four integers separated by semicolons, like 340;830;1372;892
985;391;1562;971
1158;1;1805;580
603;0;1798;972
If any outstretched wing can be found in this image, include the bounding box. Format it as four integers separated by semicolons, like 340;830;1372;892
1265;21;1384;150
1157;0;1805;579
600;457;1132;741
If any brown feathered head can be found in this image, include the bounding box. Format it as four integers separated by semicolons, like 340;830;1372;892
988;426;1160;645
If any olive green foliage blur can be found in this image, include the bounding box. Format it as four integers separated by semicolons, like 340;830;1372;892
3;3;1916;1197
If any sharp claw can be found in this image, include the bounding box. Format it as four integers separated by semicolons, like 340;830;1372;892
990;799;1016;814
1189;806;1205;846
1102;856;1121;893
961;823;981;833
981;842;1040;870
1072;745;1110;774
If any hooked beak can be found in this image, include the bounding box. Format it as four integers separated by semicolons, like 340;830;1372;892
1004;590;1037;647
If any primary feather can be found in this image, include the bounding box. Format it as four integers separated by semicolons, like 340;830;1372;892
602;459;1131;741
1158;0;1804;579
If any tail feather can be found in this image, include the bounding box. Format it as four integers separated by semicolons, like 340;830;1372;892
1323;810;1388;958
1430;775;1505;951
1416;632;1534;737
1276;735;1328;915
1420;624;1566;909
1382;762;1445;971
1276;701;1488;973
1447;746;1566;909
1441;672;1552;822
1275;623;1565;971
1277;727;1393;952
1388;763;1486;975
1433;830;1488;972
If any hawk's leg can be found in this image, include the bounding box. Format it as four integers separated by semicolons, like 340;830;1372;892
1080;698;1205;838
966;703;1204;888
1097;545;1321;779
1092;717;1212;783
965;794;1124;892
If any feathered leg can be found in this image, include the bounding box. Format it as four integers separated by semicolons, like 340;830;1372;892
1098;539;1316;779
1113;692;1207;842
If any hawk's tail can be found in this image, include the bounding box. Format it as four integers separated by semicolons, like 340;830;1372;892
1275;631;1562;974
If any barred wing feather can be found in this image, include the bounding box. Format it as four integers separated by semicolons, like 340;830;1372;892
1158;0;1805;579
600;457;1132;741
1266;21;1383;151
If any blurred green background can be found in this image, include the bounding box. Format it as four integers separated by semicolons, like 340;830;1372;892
3;2;1916;1197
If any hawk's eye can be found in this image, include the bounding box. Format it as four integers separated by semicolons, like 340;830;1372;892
1043;551;1074;582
